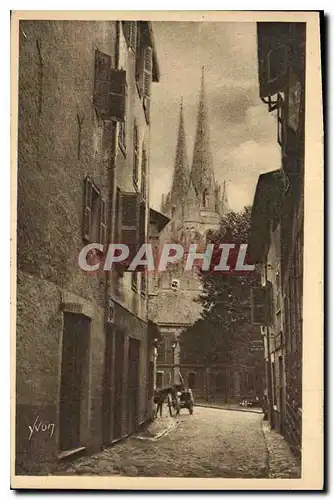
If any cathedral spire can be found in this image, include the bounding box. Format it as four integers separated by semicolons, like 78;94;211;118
221;180;231;214
171;98;190;207
190;67;215;207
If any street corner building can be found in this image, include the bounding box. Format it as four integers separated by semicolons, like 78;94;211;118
16;20;165;474
249;22;305;456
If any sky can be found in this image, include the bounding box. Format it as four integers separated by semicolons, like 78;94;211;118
149;21;281;213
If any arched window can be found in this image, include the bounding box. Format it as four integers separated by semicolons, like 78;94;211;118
202;189;209;208
188;371;196;389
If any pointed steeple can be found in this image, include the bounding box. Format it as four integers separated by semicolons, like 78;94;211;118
190;67;215;203
171;98;190;208
221;180;231;214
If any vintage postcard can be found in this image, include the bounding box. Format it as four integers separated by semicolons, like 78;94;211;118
11;10;323;490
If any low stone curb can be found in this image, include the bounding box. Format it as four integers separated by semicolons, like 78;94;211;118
136;419;178;441
195;403;263;415
261;420;301;478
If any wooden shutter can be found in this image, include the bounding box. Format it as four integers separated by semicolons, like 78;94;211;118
109;69;126;122
129;22;137;51
143;46;152;98
143;46;152;124
99;198;107;246
133;122;139;186
141;149;147;198
93;50;111;115
123;21;137;51
250;286;267;326
251;283;273;326
83;177;93;241
120;192;140;269
135;24;142;89
122;21;130;45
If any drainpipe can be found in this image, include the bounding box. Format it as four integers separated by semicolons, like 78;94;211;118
264;256;274;428
104;22;120;336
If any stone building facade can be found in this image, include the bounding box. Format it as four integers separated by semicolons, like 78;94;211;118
16;20;161;473
249;22;306;455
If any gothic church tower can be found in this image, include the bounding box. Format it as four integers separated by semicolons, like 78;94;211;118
151;68;231;389
161;67;229;239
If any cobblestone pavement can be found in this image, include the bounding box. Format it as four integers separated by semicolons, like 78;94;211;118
262;421;301;478
56;407;268;478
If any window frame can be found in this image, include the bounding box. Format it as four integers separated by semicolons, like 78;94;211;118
83;176;106;245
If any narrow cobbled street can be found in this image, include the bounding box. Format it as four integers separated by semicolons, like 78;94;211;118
57;408;271;478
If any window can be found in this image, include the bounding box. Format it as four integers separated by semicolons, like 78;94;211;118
115;191;146;272
119;191;140;267
118;119;126;155
133;122;139;188
93;50;126;122
122;21;137;51
83;176;106;244
250;286;267;326
142;46;152;124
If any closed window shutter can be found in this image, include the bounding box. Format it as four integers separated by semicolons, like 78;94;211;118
93;50;112;115
129;22;137;51
250;286;267;326
143;46;152;98
136;203;146;273
133;123;139;186
135;24;142;90
83;177;93;241
121;192;140;268
143;46;152;124
109;69;126;122
99;198;107;245
141;149;147;198
122;21;130;45
123;21;137;51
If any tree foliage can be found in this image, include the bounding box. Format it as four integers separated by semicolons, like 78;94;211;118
180;206;261;365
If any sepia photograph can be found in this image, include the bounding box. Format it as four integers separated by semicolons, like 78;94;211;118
11;10;323;490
